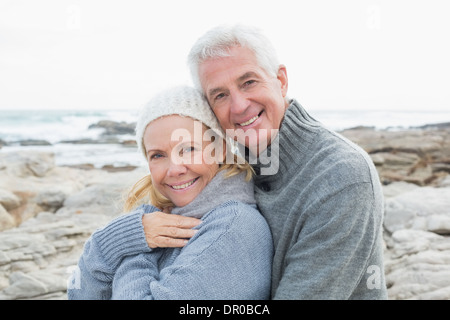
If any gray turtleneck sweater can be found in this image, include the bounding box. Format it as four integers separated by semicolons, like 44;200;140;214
252;99;388;300
68;170;273;300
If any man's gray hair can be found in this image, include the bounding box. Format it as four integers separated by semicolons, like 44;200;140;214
187;24;280;92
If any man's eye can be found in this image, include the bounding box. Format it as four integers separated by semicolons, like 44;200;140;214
215;93;226;101
244;80;256;87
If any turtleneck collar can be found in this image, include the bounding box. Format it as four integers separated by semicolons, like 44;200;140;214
251;99;322;181
170;169;256;219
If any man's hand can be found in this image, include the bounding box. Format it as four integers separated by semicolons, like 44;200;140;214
142;209;201;248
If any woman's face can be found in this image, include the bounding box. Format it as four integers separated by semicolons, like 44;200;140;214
143;115;222;207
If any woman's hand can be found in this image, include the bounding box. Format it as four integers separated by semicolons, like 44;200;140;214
142;208;201;248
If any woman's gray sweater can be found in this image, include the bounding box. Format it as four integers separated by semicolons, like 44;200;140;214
67;170;273;300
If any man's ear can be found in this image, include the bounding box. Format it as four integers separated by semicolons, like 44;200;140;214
277;65;288;97
210;137;227;163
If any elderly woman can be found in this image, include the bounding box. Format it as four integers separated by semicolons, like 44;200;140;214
67;86;273;300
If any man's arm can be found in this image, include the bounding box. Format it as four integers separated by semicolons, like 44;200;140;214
273;182;382;299
141;210;201;248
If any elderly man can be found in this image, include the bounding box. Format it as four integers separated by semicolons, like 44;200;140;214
144;24;388;300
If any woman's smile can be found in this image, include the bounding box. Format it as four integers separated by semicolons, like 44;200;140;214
168;177;199;191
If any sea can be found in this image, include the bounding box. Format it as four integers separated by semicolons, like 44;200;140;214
0;109;145;169
1;108;449;169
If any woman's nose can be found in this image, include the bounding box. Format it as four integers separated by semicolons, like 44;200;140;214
166;160;187;177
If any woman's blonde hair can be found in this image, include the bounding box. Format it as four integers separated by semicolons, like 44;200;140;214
123;153;254;212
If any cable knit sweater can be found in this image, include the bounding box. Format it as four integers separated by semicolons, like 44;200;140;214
252;99;388;300
67;170;273;300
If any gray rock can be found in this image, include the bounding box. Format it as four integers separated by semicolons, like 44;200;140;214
19;140;52;146
382;181;419;198
413;122;450;130
88;120;136;135
0;151;55;178
384;229;450;300
0;205;15;232
341;127;450;186
0;152;147;299
35;189;69;212
0;189;21;211
1;271;48;299
384;187;450;234
437;175;450;188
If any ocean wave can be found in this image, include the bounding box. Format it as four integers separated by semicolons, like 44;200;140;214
1;108;449;168
0;109;137;144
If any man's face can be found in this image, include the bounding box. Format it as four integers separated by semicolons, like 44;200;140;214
198;46;289;155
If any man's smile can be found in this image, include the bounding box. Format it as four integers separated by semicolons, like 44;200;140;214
237;111;263;127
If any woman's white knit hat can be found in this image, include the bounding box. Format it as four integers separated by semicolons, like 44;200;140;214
135;85;225;160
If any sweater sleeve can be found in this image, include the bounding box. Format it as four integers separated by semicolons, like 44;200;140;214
67;205;158;300
272;182;381;300
111;202;273;300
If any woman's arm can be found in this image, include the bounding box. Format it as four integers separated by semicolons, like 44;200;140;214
111;202;273;300
67;205;158;300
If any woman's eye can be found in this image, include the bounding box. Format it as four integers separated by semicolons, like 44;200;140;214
179;146;195;156
150;153;163;160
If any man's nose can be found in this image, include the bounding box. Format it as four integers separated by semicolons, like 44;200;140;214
230;91;250;114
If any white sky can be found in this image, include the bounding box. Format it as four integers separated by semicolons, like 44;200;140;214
0;0;449;111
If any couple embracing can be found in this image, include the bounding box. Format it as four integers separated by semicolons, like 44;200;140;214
68;24;388;300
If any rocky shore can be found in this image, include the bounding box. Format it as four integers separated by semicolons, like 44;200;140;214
341;124;450;300
0;123;449;300
0;120;137;147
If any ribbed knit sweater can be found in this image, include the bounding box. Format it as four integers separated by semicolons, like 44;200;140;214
252;99;388;299
67;170;273;300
